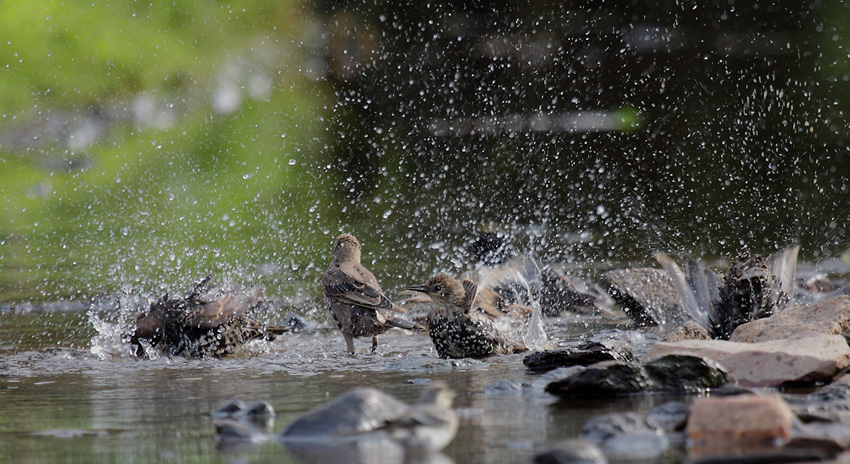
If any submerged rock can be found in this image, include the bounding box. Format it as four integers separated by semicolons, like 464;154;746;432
544;355;728;398
645;401;689;432
731;295;850;343
523;340;632;373
646;334;850;387
532;438;608;464
579;412;669;460
599;268;684;327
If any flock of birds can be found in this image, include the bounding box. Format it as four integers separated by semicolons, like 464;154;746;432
123;232;805;454
131;233;536;360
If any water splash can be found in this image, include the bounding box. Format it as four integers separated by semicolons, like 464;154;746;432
88;295;144;360
474;256;549;351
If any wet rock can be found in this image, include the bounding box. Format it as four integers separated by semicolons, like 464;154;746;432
523;340;632;373
599;268;684;327
731;295;850;343
579;412;669;460
545;361;651;397
545;355;728;398
663;321;711;342
643;355;730;392
646;334;850;387
686;394;794;459
532;438;608;464
646;401;689;432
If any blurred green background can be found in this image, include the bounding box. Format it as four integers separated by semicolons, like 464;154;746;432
1;1;848;306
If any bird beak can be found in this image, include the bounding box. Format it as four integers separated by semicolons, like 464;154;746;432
405;284;429;294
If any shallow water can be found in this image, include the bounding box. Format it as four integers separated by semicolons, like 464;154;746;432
0;308;691;464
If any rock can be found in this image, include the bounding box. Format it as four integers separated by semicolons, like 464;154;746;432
523;341;632;373
544;355;727;398
280;384;458;453
545;361;651;397
786;422;850;457
599;268;684;327
645;334;850;387
532;438;608;464
599;432;669;461
687;394;794;459
784;379;850;424
579;412;669;460
663;321;711;342
646;402;689;432
731;295;850;343
643;355;730;392
579;412;661;442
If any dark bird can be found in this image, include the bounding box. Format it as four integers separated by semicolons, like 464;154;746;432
129;275;291;358
657;245;799;339
407;273;528;359
322;234;423;355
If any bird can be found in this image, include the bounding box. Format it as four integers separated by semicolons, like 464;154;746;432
129;275;291;358
321;234;423;355
406;273;528;359
657;245;799;339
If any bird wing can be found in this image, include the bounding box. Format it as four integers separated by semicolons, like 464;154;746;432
767;245;799;312
461;279;478;311
323;267;405;313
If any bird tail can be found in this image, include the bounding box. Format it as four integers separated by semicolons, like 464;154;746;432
264;325;293;336
387;314;427;331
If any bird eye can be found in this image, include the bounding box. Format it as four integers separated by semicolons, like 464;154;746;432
434;286;441;292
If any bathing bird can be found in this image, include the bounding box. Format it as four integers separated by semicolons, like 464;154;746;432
322;234;423;354
407;273;528;359
130;275;291;358
657;245;799;339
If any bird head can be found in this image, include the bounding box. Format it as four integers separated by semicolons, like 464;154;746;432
406;274;467;313
332;234;361;262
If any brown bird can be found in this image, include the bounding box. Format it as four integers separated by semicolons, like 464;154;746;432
130;275;291;358
407;273;528;359
322;234;423;354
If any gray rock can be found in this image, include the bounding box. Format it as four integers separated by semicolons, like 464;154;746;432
532;438;608;464
646;401;689;432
